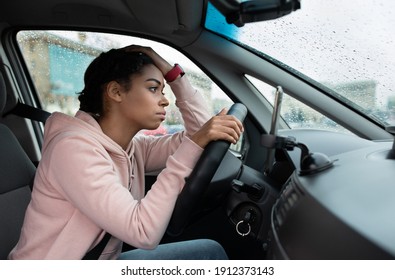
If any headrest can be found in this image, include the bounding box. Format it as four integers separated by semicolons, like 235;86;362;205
0;72;6;115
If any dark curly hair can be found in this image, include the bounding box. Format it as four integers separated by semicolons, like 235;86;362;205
78;48;154;115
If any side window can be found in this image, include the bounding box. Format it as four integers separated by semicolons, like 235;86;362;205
245;75;352;134
16;31;243;151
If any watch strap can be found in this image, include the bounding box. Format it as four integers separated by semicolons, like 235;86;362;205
164;64;184;82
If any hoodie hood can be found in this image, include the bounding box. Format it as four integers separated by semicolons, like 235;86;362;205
42;111;133;156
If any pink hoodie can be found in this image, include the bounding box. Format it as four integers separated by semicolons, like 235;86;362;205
9;77;210;259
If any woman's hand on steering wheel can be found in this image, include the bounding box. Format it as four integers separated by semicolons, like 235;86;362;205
190;108;244;148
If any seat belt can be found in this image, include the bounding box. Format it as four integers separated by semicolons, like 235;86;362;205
82;232;112;260
4;101;51;123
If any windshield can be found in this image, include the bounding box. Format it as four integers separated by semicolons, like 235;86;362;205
205;0;395;127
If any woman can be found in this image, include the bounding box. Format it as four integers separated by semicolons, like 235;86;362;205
8;45;243;259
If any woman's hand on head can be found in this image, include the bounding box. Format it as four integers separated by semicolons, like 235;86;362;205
190;108;244;149
122;45;173;76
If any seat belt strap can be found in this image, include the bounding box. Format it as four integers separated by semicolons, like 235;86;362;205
4;101;51;123
82;232;112;260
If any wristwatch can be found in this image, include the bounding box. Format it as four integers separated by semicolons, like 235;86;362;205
164;64;185;82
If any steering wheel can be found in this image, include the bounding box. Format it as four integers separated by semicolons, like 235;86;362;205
167;103;248;236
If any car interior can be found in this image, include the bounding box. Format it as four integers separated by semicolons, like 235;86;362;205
1;0;394;260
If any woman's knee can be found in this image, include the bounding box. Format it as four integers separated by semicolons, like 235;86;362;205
193;239;228;260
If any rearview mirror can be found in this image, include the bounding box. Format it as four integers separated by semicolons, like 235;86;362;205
209;0;301;27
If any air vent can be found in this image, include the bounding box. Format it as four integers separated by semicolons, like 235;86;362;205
273;177;303;228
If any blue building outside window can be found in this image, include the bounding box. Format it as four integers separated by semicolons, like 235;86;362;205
49;44;95;96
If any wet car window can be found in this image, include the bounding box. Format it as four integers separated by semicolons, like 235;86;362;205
205;0;395;128
246;75;351;134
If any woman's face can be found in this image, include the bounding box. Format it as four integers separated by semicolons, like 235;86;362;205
117;64;169;131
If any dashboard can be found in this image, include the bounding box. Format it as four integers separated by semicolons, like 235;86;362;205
270;129;395;259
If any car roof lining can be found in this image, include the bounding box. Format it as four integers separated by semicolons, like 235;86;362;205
0;0;205;38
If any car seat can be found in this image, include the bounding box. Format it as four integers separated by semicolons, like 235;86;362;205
0;71;35;259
